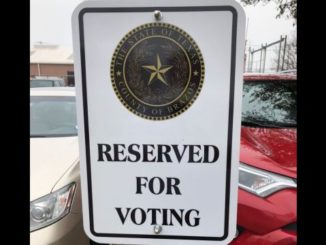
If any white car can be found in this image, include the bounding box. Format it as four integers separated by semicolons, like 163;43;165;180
30;87;89;245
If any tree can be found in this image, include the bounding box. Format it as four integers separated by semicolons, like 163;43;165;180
282;37;297;70
240;0;297;20
273;32;297;71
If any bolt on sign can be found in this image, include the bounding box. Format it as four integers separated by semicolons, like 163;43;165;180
72;0;245;244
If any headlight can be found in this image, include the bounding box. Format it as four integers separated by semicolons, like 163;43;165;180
30;183;76;232
239;162;296;197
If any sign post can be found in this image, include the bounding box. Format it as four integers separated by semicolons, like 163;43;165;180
72;0;245;244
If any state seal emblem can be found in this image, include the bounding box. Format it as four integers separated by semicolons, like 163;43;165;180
111;22;204;120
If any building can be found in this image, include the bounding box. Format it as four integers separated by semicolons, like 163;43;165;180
30;44;75;86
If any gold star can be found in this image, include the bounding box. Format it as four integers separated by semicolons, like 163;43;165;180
193;70;199;76
142;54;173;86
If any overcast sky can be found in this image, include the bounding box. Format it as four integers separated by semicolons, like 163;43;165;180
30;0;296;51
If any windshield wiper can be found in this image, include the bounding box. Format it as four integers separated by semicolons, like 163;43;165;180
241;120;296;129
241;121;279;128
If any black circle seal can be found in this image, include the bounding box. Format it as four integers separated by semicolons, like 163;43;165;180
111;22;205;120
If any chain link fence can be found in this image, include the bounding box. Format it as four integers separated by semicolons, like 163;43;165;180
245;35;296;74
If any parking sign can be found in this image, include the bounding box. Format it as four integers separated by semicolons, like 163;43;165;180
72;0;245;244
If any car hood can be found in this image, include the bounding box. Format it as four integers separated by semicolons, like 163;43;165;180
240;127;297;178
30;136;79;201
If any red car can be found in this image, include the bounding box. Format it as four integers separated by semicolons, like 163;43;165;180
30;74;296;245
231;73;297;244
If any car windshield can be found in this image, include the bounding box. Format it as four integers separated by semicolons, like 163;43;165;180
30;96;77;137
242;79;297;128
31;80;55;88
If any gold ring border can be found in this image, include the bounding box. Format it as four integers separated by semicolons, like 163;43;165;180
110;22;205;121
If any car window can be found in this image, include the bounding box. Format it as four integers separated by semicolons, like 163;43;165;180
30;80;54;88
242;79;297;128
30;96;77;137
54;80;65;86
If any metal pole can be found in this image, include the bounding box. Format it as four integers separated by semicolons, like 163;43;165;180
244;40;247;72
251;51;254;72
250;49;252;72
245;18;249;42
244;17;249;72
277;36;282;72
262;44;267;73
245;18;249;71
37;63;41;76
244;52;247;72
247;47;251;72
259;44;263;72
265;45;267;73
281;35;287;71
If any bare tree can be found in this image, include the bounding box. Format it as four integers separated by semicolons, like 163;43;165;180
283;38;297;70
241;0;297;20
273;33;297;71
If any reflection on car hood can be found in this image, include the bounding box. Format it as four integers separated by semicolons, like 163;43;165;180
240;127;297;178
30;136;79;201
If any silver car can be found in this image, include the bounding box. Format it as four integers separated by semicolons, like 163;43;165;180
30;87;89;245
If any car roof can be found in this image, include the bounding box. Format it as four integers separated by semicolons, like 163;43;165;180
244;72;297;81
31;76;64;81
30;87;76;96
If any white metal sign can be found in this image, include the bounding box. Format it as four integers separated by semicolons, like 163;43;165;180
72;0;245;244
